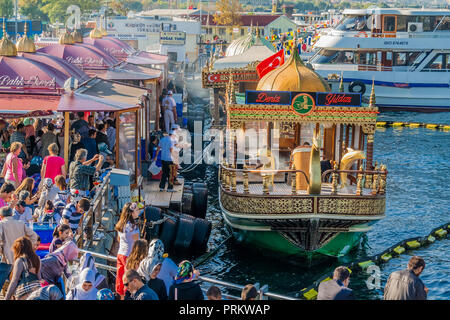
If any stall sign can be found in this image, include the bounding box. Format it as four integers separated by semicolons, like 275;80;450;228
160;32;186;45
245;90;361;107
205;72;259;84
0;75;57;92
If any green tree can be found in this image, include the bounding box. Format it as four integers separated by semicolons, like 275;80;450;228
41;0;97;24
0;0;14;18
19;0;48;21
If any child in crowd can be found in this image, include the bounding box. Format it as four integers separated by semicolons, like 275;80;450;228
49;223;72;253
54;175;70;204
39;178;59;206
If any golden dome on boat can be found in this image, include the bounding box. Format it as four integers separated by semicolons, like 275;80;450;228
256;44;330;92
16;24;36;53
59;30;75;45
0;21;17;56
72;29;83;43
99;26;108;36
89;27;103;39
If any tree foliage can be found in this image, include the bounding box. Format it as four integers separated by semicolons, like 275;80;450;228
0;0;14;18
19;0;48;20
213;0;242;27
40;0;97;23
110;0;143;16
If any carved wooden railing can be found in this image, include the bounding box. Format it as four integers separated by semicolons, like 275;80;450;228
219;164;309;195
321;164;388;196
220;163;388;197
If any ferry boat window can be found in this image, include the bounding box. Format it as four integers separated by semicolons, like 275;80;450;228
356;51;378;66
437;17;450;30
397;16;408;32
311;50;355;64
383;16;396;32
335;15;369;31
423;54;446;71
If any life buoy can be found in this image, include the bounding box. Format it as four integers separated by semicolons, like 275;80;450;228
355;31;368;38
348;81;366;95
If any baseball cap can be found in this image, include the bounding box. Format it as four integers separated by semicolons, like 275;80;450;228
168;90;173;95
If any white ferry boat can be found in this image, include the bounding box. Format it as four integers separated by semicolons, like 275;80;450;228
310;8;450;111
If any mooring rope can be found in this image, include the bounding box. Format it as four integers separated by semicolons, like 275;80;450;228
298;222;450;300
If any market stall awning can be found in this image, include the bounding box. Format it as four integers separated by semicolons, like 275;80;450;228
126;55;166;66
136;51;168;64
57;92;136;112
213;45;275;70
104;69;160;81
0;93;59;117
75;77;149;106
115;62;162;79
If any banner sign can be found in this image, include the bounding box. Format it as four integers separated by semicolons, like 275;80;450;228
245;90;361;107
0;75;58;93
160;32;186;45
203;72;259;86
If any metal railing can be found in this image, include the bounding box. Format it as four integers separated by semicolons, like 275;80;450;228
74;172;113;249
78;249;298;300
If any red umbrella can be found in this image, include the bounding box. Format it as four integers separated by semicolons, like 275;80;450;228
18;52;89;82
0;56;67;93
37;43;117;70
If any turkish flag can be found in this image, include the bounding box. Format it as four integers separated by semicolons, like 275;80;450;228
256;49;285;79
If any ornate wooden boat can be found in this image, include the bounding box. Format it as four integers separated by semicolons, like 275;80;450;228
218;45;388;259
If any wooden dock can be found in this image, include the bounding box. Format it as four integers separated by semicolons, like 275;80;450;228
142;177;185;209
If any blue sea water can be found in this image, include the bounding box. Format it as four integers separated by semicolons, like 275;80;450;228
192;111;449;300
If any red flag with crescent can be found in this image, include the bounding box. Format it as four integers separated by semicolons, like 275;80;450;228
256;49;284;79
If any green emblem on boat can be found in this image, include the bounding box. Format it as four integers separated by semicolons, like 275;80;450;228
291;93;315;116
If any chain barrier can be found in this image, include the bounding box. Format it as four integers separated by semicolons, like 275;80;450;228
298;222;450;300
376;121;450;131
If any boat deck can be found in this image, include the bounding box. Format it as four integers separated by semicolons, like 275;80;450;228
143;177;184;208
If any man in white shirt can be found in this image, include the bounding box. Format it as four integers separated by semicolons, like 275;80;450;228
162;91;177;133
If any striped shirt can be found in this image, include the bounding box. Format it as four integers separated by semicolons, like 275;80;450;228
61;203;83;234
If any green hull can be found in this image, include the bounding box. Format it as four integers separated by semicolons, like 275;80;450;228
232;228;363;260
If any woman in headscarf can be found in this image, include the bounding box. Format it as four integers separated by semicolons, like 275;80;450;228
40;240;79;293
66;268;98;300
168;260;204;300
137;239;176;297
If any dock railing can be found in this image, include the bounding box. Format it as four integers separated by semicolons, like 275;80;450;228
77;249;299;300
74;172;113;249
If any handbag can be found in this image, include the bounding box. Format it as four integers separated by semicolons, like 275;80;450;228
14;258;41;299
149;161;161;176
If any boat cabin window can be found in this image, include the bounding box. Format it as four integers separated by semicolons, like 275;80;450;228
383;16;396;32
311;49;355;64
356;51;377;66
335;15;370;31
392;52;421;66
422;54;449;72
437;17;450;30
